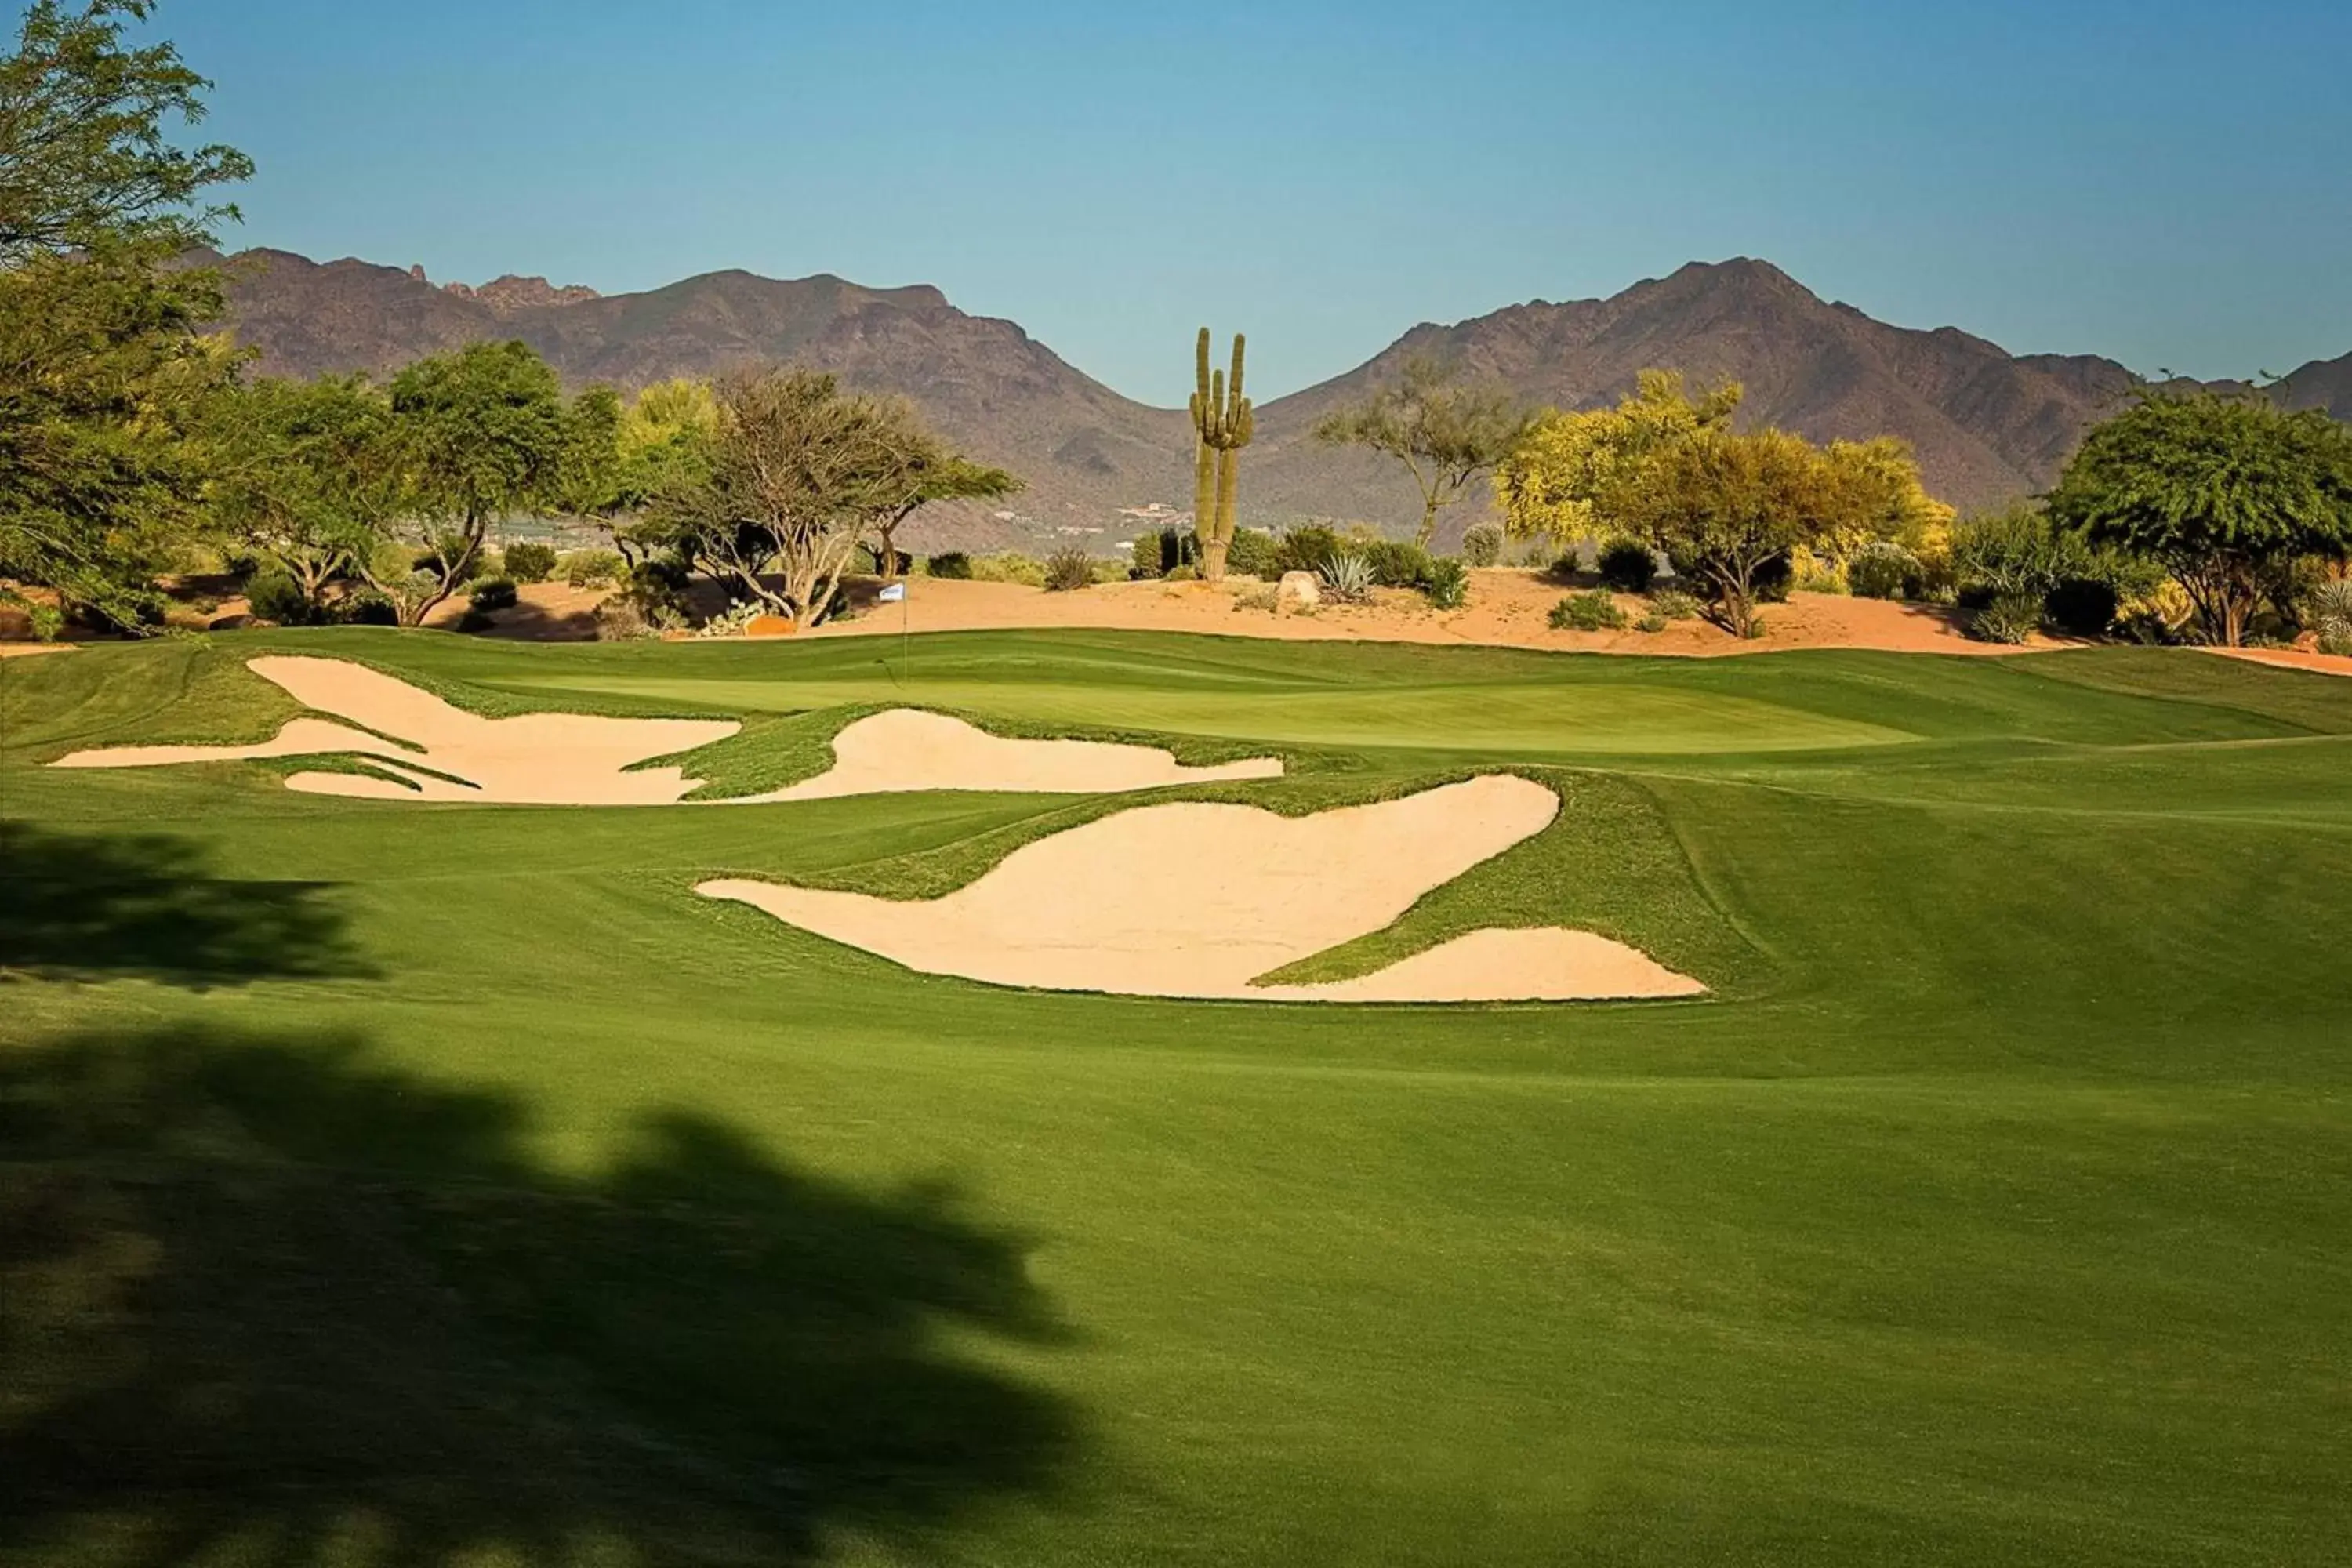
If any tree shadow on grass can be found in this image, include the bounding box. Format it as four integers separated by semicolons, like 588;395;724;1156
0;1024;1080;1566
1;823;372;986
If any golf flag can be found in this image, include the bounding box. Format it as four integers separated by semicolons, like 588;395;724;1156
878;582;906;603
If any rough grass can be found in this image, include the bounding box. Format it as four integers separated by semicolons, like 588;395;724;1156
5;626;2352;1566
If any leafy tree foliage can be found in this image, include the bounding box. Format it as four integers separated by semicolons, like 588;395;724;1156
1496;370;1744;542
358;342;606;626
651;368;942;624
1314;356;1532;546
202;375;395;612
2046;390;2352;646
873;455;1022;582
0;0;247;632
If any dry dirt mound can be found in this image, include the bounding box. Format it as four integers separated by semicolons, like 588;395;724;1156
739;708;1280;801
699;775;1704;1004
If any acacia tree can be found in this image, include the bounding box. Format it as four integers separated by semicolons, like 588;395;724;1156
654;368;935;625
2046;390;2352;646
873;454;1021;581
360;342;608;626
1314;355;1532;546
0;0;250;633
203;375;395;613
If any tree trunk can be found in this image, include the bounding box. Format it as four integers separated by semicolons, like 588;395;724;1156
1416;494;1440;549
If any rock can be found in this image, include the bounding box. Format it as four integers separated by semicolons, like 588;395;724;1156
1276;571;1321;610
2292;630;2321;652
208;612;258;630
746;614;798;638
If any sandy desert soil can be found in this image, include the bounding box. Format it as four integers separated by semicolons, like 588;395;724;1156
700;775;1705;1004
2202;645;2352;678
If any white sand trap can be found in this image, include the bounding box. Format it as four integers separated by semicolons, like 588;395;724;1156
699;775;1706;1004
52;655;741;804
737;707;1280;801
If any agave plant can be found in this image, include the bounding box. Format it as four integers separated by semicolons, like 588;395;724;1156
1318;551;1375;604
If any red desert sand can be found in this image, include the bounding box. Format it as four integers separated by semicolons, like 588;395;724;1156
51;655;1284;804
699;775;1707;1004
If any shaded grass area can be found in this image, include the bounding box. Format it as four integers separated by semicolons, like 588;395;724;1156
5;629;2352;1565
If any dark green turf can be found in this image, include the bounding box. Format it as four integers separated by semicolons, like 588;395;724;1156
3;629;2348;1566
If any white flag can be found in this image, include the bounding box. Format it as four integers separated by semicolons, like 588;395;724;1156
878;583;906;603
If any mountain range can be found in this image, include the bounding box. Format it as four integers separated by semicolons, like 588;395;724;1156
201;247;2352;550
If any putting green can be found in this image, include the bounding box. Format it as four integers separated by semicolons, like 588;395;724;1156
5;627;2350;1567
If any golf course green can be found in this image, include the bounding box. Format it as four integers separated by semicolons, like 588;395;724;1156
5;627;2349;1566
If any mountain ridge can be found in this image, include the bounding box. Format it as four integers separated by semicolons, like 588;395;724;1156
199;247;2344;546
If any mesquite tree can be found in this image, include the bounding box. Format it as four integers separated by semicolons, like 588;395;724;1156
1314;355;1530;546
1189;329;1253;582
2047;390;2352;646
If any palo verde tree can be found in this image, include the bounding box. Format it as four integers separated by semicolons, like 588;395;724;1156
1315;354;1532;546
0;0;252;633
2045;389;2352;646
359;342;608;626
652;367;935;625
1189;328;1253;582
1495;370;1743;543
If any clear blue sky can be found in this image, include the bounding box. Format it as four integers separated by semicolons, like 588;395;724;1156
158;0;2352;405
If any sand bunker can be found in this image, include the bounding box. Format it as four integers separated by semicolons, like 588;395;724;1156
699;775;1705;1004
52;656;1283;804
739;707;1280;801
53;655;742;804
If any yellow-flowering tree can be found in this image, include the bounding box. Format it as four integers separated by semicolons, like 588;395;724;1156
1494;371;1742;542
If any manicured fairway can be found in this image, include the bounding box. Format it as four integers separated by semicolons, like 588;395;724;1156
4;629;2350;1566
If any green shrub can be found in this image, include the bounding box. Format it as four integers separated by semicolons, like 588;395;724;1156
1232;583;1278;612
468;577;518;612
1363;538;1432;589
863;543;913;576
503;541;557;583
1597;538;1657;593
1043;547;1095;592
559;550;622;588
2045;577;2120;637
1649;589;1703;621
1548;590;1625;631
244;572;314;626
1635;610;1668;633
971;552;1046;587
927;551;972;579
1751;552;1794;603
338;590;397;626
1276;524;1346;576
1163;563;1198;582
1421;556;1469;609
1225;527;1279;579
1848;541;1921;601
1547;546;1584;582
1318;552;1376;604
1461;524;1504;568
1968;591;2043;644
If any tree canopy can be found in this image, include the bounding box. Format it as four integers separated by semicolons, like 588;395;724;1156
1313;355;1532;546
2046;390;2352;646
201;373;397;611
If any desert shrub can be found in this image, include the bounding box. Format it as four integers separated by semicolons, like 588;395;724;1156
468;577;518;612
2044;577;2121;637
1318;552;1376;604
1460;524;1504;568
1363;539;1432;589
244;572;315;626
862;543;913;577
1597;538;1657;593
559;550;622;588
1232;583;1278;612
971;551;1046;587
1044;547;1095;592
1421;556;1469;610
1548;590;1625;632
1848;540;1921;601
926;550;972;579
1225;527;1279;579
2307;579;2352;654
696;601;764;638
1547;546;1586;582
1163;563;1198;582
1126;534;1163;579
1751;551;1795;603
1635;609;1668;633
1649;589;1703;621
503;541;557;583
1276;524;1346;576
1948;505;2097;604
1968;591;2043;644
1155;526;1199;575
337;590;398;626
593;600;655;641
1790;546;1847;594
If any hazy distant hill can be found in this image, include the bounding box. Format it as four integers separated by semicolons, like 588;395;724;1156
2278;349;2352;422
204;248;2341;547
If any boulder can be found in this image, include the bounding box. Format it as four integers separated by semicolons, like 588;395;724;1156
746;614;798;638
1276;571;1321;611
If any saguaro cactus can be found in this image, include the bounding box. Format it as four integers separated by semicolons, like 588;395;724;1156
1189;328;1254;583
